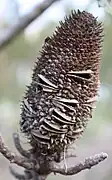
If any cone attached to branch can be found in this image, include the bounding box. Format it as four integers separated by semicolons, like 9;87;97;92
20;10;103;162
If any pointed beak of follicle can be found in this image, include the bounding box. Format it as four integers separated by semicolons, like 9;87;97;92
67;70;93;81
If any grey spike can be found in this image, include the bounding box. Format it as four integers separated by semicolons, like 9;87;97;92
73;128;83;134
52;114;75;125
43;88;56;93
31;130;50;140
53;101;66;112
61;134;65;139
51;138;54;144
67;69;93;81
64;139;68;144
83;103;96;109
44;119;67;132
38;74;58;89
31;130;50;145
54;97;79;104
23;99;30;113
37;140;50;145
86;96;97;103
23;99;36;114
38;83;57;91
68;70;93;75
67;74;90;81
40;125;67;134
67;128;83;139
53;108;72;122
67;134;79;139
62;125;68;129
56;101;75;112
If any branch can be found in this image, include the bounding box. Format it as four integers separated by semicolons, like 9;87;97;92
0;133;35;170
0;0;60;50
49;153;108;175
13;132;30;158
0;132;108;179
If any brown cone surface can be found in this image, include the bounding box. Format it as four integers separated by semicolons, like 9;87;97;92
20;10;103;161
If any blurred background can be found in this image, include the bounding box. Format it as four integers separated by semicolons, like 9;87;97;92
0;0;112;179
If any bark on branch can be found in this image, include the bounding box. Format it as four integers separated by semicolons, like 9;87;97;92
0;132;108;180
0;0;60;50
49;153;108;175
0;134;36;170
13;132;30;158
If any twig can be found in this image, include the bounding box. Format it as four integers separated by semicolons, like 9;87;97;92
0;0;60;50
49;153;108;175
0;132;108;179
13;132;30;158
0;134;35;170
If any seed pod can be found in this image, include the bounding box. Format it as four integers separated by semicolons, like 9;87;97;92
20;10;103;161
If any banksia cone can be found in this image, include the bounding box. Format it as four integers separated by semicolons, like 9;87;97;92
20;10;103;161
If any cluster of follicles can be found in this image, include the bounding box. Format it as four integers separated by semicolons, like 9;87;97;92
20;10;103;161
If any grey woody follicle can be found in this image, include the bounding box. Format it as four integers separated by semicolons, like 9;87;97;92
20;10;103;161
